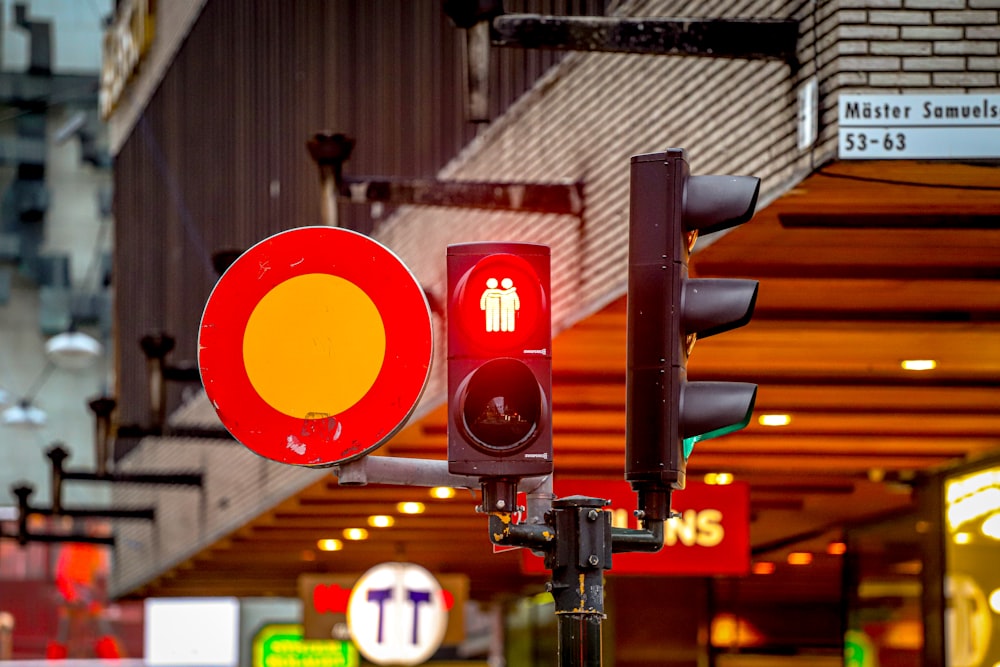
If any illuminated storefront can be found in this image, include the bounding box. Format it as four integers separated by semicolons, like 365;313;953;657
846;454;1000;667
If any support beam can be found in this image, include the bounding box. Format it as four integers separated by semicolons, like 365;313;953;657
307;132;586;219
491;15;799;62
339;176;585;217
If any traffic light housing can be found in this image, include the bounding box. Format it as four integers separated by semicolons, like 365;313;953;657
626;149;759;520
447;243;553;489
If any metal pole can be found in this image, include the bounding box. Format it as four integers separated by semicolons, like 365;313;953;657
522;473;554;526
319;176;338;227
465;20;491;122
547;496;611;667
139;333;174;432
46;445;68;514
306;132;354;228
88;396;116;476
486;490;667;666
11;485;32;546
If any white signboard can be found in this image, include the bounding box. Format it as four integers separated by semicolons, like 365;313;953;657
839;94;1000;159
347;562;449;665
144;597;239;666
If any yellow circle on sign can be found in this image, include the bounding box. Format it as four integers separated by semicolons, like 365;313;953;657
243;273;386;418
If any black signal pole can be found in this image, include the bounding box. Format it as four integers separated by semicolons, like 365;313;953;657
489;495;664;666
547;497;611;666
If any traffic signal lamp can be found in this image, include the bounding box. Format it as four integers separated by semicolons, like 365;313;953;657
447;243;553;490
626;149;759;520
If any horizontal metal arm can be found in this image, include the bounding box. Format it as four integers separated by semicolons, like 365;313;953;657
488;512;555;550
611;521;664;553
334;455;479;488
340;176;585;216
1;530;116;546
492;14;799;62
61;469;203;487
22;504;155;521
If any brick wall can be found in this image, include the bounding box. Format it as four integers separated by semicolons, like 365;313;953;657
836;0;1000;92
376;0;838;338
111;434;326;596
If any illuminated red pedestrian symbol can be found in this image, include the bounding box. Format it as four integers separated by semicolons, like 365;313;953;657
480;276;520;332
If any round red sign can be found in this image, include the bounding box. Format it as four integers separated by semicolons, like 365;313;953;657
199;226;433;467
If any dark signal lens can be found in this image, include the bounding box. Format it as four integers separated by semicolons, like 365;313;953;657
460;359;541;451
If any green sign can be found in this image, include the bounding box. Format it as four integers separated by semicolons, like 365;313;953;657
253;624;358;667
844;630;875;667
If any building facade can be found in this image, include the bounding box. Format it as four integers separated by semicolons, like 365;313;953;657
98;0;1000;665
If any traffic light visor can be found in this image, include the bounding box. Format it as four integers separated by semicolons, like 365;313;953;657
682;278;758;339
680;381;757;453
684;175;760;235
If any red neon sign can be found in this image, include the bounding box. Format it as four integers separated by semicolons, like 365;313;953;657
522;480;750;576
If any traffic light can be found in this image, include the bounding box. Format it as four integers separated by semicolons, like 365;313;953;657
447;243;552;494
625;149;759;520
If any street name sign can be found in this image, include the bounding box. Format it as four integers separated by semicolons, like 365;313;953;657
839;93;1000;160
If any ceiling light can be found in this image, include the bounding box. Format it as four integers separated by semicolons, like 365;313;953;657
891;560;922;576
826;541;847;555
368;515;395;528
2;400;47;428
787;552;813;565
430;487;456;500
901;359;936;371
752;561;775;575
758;414;791;427
710;613;765;648
317;538;342;552
45;330;103;370
954;532;972;545
343;528;369;541
398;502;425;515
704;472;734;485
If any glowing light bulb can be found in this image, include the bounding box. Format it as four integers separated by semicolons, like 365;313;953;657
317;539;342;552
398;502;426;515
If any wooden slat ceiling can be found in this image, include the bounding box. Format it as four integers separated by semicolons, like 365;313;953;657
131;159;1000;603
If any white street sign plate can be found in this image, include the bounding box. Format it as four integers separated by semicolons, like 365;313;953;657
839;94;1000;160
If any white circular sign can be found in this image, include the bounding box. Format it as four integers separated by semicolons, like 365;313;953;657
347;562;448;665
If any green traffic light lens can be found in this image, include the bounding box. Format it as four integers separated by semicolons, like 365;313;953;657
683;419;751;460
680;382;757;459
683;437;696;460
461;358;542;452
